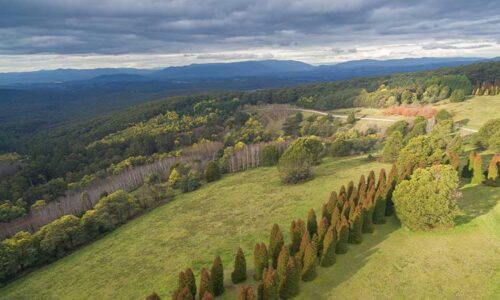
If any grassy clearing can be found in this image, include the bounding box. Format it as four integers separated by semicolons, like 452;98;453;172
435;95;500;129
0;156;388;299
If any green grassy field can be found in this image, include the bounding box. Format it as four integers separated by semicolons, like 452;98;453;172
0;156;389;299
1;156;499;300
436;95;500;129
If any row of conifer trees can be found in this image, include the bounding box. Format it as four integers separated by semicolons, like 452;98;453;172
147;152;499;300
144;163;408;300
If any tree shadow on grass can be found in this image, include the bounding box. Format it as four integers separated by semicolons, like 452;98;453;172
455;184;500;225
298;217;400;299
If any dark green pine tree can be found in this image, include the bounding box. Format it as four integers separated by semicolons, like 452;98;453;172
253;243;269;280
276;245;290;281
198;268;213;300
336;216;349;254
348;209;363;244
306;208;318;238
279;256;301;299
269;224;284;269
320;225;337;267
301;237;318;281
261;267;279;300
232;247;247;284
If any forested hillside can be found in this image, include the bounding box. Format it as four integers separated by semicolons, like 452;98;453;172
1;61;499;224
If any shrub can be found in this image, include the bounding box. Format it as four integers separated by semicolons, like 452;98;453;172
449;89;465;102
397;135;444;170
231;247;247;284
487;154;499;181
435;109;452;123
278;137;324;184
145;172;162;186
260;145;280;167
476;118;500;150
168;168;182;188
393;165;460;231
347;111;356;124
385;120;409;137
205;161;221;183
180;171;201;193
145;292;161;300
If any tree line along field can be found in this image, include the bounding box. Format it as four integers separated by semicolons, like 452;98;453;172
1;153;499;299
0;156;389;299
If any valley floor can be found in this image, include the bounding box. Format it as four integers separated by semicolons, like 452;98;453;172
1;156;499;299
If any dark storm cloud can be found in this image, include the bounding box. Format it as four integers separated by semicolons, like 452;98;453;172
0;0;499;55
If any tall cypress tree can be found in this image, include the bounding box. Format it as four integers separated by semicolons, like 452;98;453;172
472;154;485;184
487;154;499;182
261;267;279;300
361;188;375;233
372;188;387;224
367;170;376;191
276;245;290;281
297;230;311;264
348;209;363;244
211;255;225;296
358;175;366;195
327;191;338;213
306;209;318;238
237;286;256;300
200;291;214;300
279;256;300;299
377;168;386;192
301;238;318;281
176;287;193;300
184;268;196;298
253;243;269;280
289;219;304;255
316;217;329;257
269;224;284;269
320;225;337;267
335;216;349;254
232;247;247;284
347;180;354;199
198;268;213;300
385;164;398;216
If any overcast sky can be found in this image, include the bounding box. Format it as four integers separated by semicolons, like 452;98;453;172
0;0;499;71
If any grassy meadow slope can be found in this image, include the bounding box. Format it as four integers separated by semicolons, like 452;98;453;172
435;95;500;129
0;156;389;299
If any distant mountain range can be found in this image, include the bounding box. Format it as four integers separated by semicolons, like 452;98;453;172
1;57;496;86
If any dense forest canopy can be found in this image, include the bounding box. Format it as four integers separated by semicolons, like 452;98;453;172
0;61;499;218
